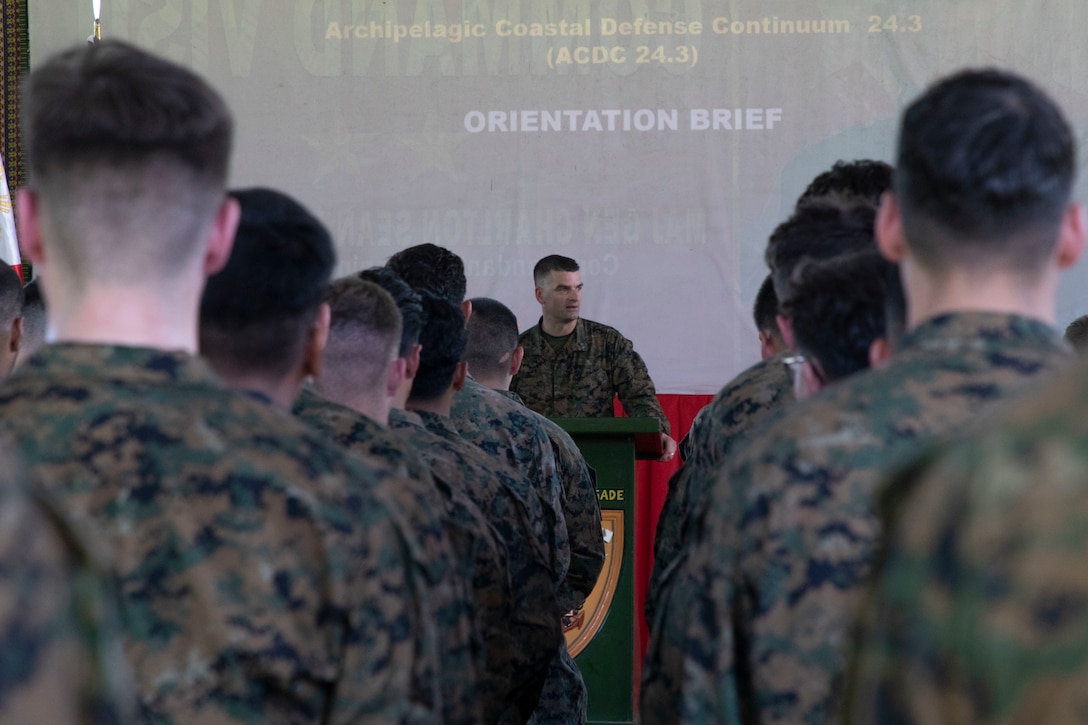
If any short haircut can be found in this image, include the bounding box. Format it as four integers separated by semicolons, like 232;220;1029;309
785;250;897;382
199;188;335;379
796;160;894;207
895;68;1075;274
752;275;779;336
765;197;878;305
464;297;520;379
0;266;24;327
358;266;423;357
386;244;466;304
411;294;466;401
22;40;232;281
533;255;580;287
1065;315;1088;352
20;279;45;350
320;277;402;396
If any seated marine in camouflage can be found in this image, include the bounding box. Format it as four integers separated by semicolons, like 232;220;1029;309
465;295;607;725
391;293;563;723
292;273;480;725
2;40;429;723
642;69;1081;724
200;188;459;722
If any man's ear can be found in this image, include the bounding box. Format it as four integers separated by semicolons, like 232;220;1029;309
534;286;546;305
876;191;907;263
203;196;241;276
758;332;776;361
460;299;473;325
1055;203;1086;270
776;315;795;351
16;188;44;266
404;343;422;380
386;356;407;398
869;338;893;369
451;361;468;392
509;345;524;377
301;303;331;379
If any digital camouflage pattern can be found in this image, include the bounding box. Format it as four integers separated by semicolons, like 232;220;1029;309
0;461;135;724
512;317;670;433
497;388;604;612
646;355;794;624
843;355;1088;725
527;644;588;725
451;376;570;588
0;344;439;725
293;386;480;725
388;407;562;723
641;313;1073;725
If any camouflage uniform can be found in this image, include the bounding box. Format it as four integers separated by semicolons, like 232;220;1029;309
641;314;1072;725
497;389;605;725
495;389;604;611
0;344;439;724
0;458;136;724
388;407;562;723
512;317;671;434
646;355;793;624
451;377;570;588
293;386;480;725
842;356;1088;725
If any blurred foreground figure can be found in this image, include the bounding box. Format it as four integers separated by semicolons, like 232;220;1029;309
0;447;135;723
643;68;1082;724
3;40;430;723
646;160;895;623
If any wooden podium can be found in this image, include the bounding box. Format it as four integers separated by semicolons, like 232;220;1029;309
552;417;660;725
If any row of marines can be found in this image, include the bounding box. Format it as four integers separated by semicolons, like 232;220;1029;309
643;66;1088;723
0;40;606;723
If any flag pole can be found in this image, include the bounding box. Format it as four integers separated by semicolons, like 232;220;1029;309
90;0;101;44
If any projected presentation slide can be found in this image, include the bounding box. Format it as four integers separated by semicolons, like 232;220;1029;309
31;1;1088;392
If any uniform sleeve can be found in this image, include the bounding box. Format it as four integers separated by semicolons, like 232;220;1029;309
0;485;136;724
843;432;1088;725
609;334;671;434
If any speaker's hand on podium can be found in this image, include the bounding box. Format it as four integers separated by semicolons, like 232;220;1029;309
657;433;677;462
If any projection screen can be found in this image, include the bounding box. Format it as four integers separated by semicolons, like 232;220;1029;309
30;1;1088;393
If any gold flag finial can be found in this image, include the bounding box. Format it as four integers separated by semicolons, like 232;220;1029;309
89;0;102;44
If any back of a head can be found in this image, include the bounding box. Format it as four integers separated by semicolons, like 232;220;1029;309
1065;315;1088;352
19;278;45;361
796;159;894;207
765;197;878;303
786;250;898;382
464;297;520;380
895;68;1075;274
199;187;335;379
752;275;780;338
0;266;24;329
320;277;402;398
533;255;580;287
22;40;233;280
386;244;466;304
358;266;423;357
411;294;466;402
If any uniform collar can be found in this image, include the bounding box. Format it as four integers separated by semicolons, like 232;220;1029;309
16;342;221;387
899;312;1067;355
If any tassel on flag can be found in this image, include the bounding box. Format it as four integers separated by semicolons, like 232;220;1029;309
0;155;23;283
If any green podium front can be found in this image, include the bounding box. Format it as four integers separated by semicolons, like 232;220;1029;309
552;417;659;725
